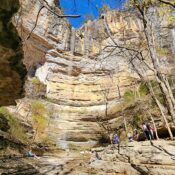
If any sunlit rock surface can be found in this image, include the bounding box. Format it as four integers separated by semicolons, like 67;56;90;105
16;0;71;70
90;140;175;175
7;0;175;148
1;140;174;175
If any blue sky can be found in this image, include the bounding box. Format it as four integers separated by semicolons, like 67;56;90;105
60;0;125;28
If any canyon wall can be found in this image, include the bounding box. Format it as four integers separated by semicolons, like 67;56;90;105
6;0;175;149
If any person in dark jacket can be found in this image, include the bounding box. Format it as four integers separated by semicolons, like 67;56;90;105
142;123;151;140
146;123;154;140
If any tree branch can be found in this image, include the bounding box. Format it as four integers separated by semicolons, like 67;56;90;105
26;5;44;40
26;0;81;40
158;0;175;8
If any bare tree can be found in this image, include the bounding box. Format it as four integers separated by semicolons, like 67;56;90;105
148;111;159;140
101;5;174;139
157;0;175;8
131;0;175;123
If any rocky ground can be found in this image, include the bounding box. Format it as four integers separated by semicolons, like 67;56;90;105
90;140;175;175
0;157;39;175
0;140;175;175
0;151;93;175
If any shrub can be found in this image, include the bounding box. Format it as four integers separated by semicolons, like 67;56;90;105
123;83;148;102
131;115;143;129
167;14;175;26
26;77;46;98
139;83;149;96
31;100;47;116
156;46;169;56
31;101;48;142
123;90;135;102
99;4;110;14
0;107;28;143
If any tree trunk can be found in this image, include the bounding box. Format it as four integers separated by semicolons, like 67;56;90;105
123;116;128;133
132;4;175;123
105;102;108;118
149;112;159;140
148;82;174;139
143;23;175;123
130;58;174;139
156;76;175;123
164;76;175;106
32;127;38;143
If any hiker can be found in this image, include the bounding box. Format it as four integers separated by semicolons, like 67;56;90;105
89;150;102;164
26;149;39;159
150;125;155;140
127;132;133;142
113;133;120;144
133;129;139;141
146;123;153;140
95;151;102;160
142;123;150;140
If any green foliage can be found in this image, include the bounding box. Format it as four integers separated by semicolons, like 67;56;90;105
126;0;175;13
123;83;148;103
168;77;175;87
126;0;152;10
0;107;28;143
31;77;40;85
32;114;47;131
112;83;151;133
131;115;143;129
31;101;47;115
150;80;158;87
123;90;135;102
167;15;175;25
148;80;166;105
31;77;46;96
31;101;48;142
99;4;110;14
139;83;149;96
156;46;169;56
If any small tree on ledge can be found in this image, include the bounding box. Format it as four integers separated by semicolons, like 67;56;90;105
31;101;48;143
99;4;110;15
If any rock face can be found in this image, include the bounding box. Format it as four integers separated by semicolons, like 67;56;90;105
11;0;140;149
0;0;26;106
8;0;175;148
15;0;71;70
90;140;175;175
0;114;10;132
0;157;39;175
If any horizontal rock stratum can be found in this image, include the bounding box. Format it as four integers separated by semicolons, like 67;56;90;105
4;0;175;148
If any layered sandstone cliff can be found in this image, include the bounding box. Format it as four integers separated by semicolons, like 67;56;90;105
6;0;175;149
